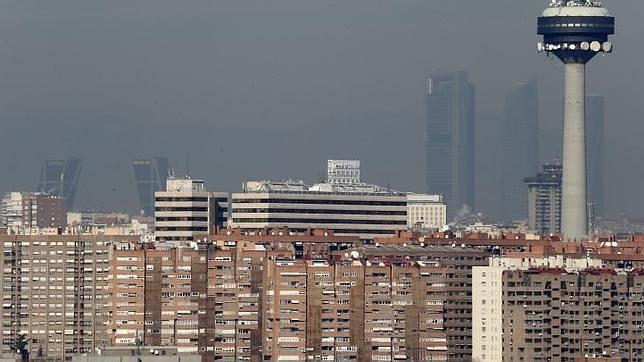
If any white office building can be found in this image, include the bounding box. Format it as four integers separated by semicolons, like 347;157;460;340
154;178;229;245
231;180;407;239
406;194;446;229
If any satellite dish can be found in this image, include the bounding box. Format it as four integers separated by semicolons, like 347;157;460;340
569;44;576;50
590;41;601;52
581;42;590;51
602;42;612;52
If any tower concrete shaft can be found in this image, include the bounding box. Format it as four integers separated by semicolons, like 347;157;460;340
537;0;614;240
561;63;587;240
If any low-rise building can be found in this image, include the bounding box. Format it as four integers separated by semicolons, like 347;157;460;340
407;194;447;229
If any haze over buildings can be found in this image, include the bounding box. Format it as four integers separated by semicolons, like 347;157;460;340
587;95;606;217
500;81;539;223
425;71;475;218
0;1;642;219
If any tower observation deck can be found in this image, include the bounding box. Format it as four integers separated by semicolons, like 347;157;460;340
537;0;614;240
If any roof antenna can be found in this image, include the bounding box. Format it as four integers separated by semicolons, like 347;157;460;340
186;152;191;179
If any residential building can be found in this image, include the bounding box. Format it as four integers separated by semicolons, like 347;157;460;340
262;244;489;361
587;95;606;217
500;81;539;222
0;235;137;360
327;160;361;185
525;163;563;235
231;180;407;240
426;71;475;218
38;158;82;210
1;192;67;232
131;157;171;217
407;194;447;229
472;256;603;362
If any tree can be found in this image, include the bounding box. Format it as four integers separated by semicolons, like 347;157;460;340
9;333;29;362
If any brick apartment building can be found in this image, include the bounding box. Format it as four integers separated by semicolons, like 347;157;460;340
0;235;138;360
261;245;489;361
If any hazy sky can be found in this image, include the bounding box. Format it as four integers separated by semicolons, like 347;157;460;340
1;0;642;218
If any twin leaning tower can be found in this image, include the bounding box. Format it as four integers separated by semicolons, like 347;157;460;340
537;0;614;240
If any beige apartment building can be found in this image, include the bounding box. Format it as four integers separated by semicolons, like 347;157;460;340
262;245;489;361
0;235;138;360
473;256;644;361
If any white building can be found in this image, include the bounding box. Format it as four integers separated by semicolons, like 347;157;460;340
472;256;603;362
231;180;407;239
327;160;361;185
154;178;229;245
1;192;23;230
406;194;446;229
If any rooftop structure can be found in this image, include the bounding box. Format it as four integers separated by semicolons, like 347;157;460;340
537;0;615;240
327;159;361;185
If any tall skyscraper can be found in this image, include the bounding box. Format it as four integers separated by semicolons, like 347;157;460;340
500;81;539;222
426;71;475;218
131;157;171;216
587;95;606;217
38;157;82;210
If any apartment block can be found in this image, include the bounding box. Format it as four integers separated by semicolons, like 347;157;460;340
261;245;488;361
473;256;644;361
0;235;137;360
1;192;67;232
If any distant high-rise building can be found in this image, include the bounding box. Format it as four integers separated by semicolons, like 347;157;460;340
38;158;82;210
587;95;606;216
426;71;475;218
131;157;171;216
327;159;361;184
525;163;562;235
500;81;539;222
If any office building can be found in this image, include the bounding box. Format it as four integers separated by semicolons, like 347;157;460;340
525;163;562;235
587;95;606;217
131;157;171;216
327;159;361;184
38;158;82;210
0;235;137;359
154;178;210;245
231;180;407;239
407;193;447;229
500;81;539;222
1;192;67;232
426;71;475;218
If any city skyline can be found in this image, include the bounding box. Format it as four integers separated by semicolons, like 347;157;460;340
0;1;642;219
0;1;643;361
